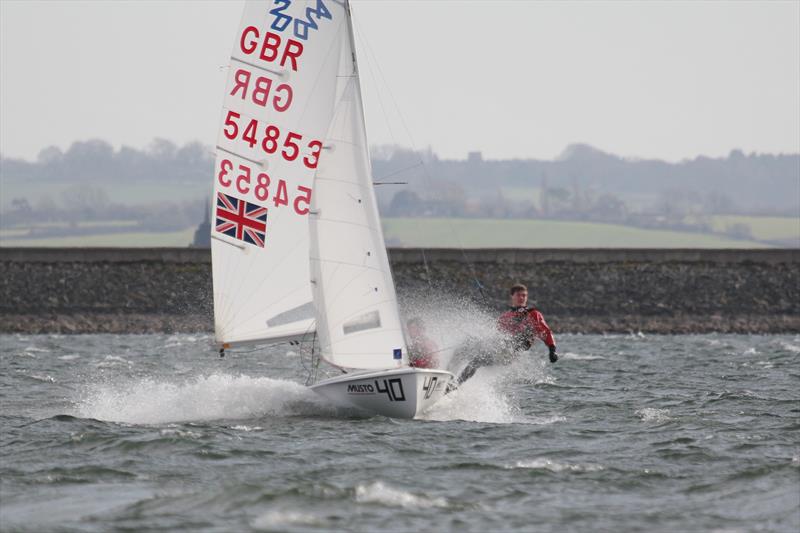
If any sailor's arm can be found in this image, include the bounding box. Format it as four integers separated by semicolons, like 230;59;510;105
529;310;558;363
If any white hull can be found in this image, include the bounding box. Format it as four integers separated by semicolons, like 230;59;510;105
310;368;454;419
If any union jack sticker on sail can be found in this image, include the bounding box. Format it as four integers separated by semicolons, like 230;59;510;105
215;192;268;248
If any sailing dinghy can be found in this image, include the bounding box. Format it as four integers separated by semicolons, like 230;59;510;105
211;0;454;418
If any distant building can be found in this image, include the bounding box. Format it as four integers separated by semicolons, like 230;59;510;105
467;151;483;163
192;199;211;248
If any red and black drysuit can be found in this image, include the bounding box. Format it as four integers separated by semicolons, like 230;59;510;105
456;306;558;385
497;306;556;352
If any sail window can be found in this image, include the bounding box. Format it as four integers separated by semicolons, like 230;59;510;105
266;302;315;327
342;311;381;335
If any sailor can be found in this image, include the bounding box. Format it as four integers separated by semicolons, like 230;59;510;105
455;283;558;386
407;317;439;369
497;283;558;361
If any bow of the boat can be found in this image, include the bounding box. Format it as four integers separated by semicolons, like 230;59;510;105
310;367;454;419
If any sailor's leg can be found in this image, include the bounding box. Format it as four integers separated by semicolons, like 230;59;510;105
458;351;496;384
457;360;481;385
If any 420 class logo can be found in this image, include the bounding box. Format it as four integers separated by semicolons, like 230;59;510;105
269;0;344;42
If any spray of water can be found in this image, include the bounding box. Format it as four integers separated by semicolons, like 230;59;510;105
74;373;330;424
73;289;555;425
399;288;555;424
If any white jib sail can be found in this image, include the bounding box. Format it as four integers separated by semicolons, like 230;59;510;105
212;1;347;346
309;2;408;370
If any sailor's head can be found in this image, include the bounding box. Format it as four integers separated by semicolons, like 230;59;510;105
509;283;528;308
407;317;426;336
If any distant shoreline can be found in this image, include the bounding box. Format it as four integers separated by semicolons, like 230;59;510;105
1;313;797;336
1;248;797;335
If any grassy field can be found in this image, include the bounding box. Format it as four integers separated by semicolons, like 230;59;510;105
0;218;782;248
382;218;771;248
708;215;799;242
500;187;543;205
0;228;196;248
0;179;210;208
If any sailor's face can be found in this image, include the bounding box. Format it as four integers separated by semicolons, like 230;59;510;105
511;290;528;307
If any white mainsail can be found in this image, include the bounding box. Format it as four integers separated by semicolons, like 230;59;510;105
212;1;347;346
309;3;408;369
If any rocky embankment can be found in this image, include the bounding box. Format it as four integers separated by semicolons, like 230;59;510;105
0;248;797;334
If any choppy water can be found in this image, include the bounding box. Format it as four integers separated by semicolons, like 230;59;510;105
1;333;798;532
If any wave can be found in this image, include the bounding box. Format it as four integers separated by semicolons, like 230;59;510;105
505;458;605;473
779;342;800;353
252;510;321;530
74;373;328;424
635;408;672;423
354;481;448;509
561;352;606;361
421;360;558;425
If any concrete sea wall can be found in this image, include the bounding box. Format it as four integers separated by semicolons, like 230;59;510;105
1;248;798;334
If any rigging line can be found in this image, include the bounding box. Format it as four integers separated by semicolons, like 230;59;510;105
376;161;424;182
420;247;433;290
354;21;431;291
348;21;416;322
301;313;319;386
355;20;487;305
352;18;402;150
314;175;374;188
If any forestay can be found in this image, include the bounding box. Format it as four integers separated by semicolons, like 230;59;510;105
309;3;407;369
211;0;347;346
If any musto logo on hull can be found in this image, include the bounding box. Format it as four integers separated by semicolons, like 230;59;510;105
347;379;406;402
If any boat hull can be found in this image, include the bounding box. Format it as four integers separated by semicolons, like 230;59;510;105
310;368;454;419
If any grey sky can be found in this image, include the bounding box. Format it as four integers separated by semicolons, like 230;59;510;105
1;0;798;162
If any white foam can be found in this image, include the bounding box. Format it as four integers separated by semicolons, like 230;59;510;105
231;425;263;432
75;373;325;424
780;342;800;353
506;458;604;472
354;482;448;509
561;352;606;361
29;374;56;383
252;510;320;530
159;427;203;439
421;360;556;424
94;355;134;368
58;354;80;361
636;408;672;423
24;346;50;353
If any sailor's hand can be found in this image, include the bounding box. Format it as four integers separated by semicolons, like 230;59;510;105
548;345;558;363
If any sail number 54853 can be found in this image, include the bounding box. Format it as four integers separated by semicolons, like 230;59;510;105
223;110;322;169
218;159;312;215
